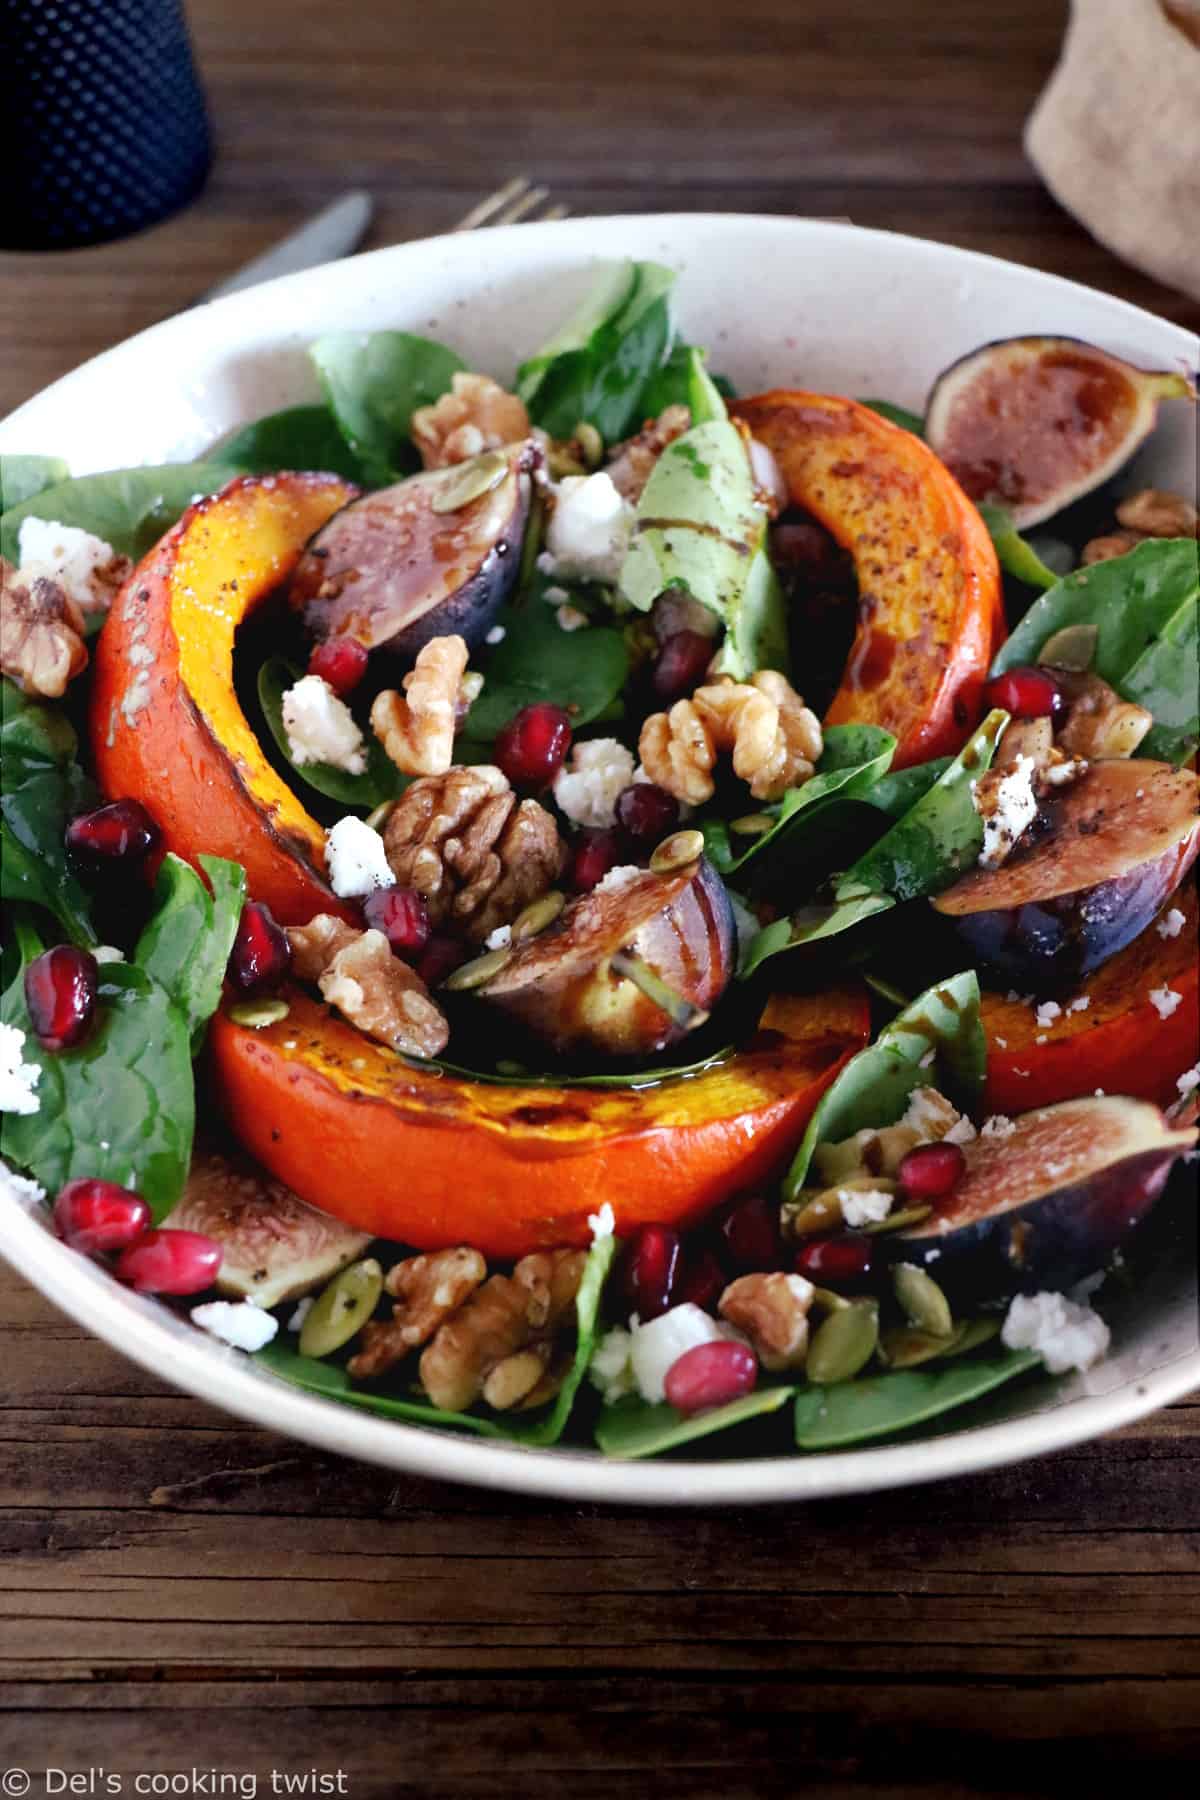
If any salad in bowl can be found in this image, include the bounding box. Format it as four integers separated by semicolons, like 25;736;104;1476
1;244;1197;1472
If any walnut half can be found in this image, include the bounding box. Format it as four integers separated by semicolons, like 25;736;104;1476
371;634;469;778
286;916;449;1059
419;1247;585;1412
719;1272;815;1372
0;563;88;698
640;670;823;805
411;373;531;470
347;1247;487;1379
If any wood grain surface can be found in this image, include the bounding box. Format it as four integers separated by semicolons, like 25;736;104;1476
2;1;1198;1792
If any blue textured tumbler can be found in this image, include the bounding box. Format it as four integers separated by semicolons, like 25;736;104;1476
0;0;212;249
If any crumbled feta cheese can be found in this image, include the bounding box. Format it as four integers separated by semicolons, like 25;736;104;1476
837;1187;893;1227
484;924;512;951
556;604;589;633
287;1296;315;1333
0;1156;46;1211
541;584;570;604
592;864;643;896
978;755;1038;869
628;1303;728;1404
1149;985;1183;1020
1035;1000;1062;1029
1067;996;1090;1014
590;1325;637;1404
552;736;636;828
92;945;125;965
484;625;506;645
943;1115;978;1145
900;1086;961;1142
281;675;366;774
1157;908;1187;940
1001;1290;1110;1374
923;1248;942;1264
1176;1065;1200;1098
325;815;394;897
191;1300;279;1352
17;515;122;613
1043;757;1087;787
588;1201;615;1241
980;1114;1017;1140
542;471;635;585
0;1023;40;1116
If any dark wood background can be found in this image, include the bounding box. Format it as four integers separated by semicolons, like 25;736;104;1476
2;1;1198;1792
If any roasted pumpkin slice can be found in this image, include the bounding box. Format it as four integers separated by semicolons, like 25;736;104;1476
91;473;359;926
209;983;871;1259
734;391;1002;767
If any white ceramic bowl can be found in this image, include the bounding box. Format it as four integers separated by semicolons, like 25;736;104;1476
2;214;1197;1505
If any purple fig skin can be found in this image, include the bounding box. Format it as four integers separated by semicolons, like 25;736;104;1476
481;857;736;1059
881;1096;1197;1305
290;442;536;659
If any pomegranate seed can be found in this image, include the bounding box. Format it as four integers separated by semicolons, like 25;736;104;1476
615;781;679;851
664;1340;758;1415
622;1224;681;1321
566;827;625;891
24;945;98;1051
53;1179;150;1255
227;900;291;994
675;1246;726;1314
652;630;714;703
308;636;369;697
494;703;572;788
115;1228;222;1295
66;798;159;867
982;666;1065;724
897;1140;967;1202
716;1192;780;1272
794;1235;874;1286
415;932;468;989
363;885;431;961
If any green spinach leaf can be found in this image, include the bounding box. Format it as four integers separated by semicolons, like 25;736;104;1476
703;724;896;878
640;345;728;425
220;404;369;483
1;455;70;511
861;758;951;819
738;892;895;977
257;657;408;811
464;600;629;739
595;1385;796;1459
783;968;984;1200
133;853;246;1052
0;952;194;1220
860;399;924;436
517;261;677;443
0;681;97;945
0;462;241;563
991;538;1199;762
792;1348;1040;1449
977;502;1062;591
310;331;465;486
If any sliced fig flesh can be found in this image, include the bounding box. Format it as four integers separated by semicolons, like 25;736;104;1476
933;759;1200;987
925;336;1196;529
167;1148;371;1308
290;441;535;658
882;1095;1197;1303
479;857;736;1058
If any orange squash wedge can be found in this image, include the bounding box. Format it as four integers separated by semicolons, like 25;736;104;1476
91;472;358;926
734;391;1003;767
209;983;871;1259
983;884;1198;1114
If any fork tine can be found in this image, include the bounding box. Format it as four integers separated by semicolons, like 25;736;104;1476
452;176;530;232
491;184;550;227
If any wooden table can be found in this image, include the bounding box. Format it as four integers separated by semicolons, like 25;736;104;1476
2;1;1198;1790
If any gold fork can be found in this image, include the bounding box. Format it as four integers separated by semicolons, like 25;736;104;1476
452;176;570;231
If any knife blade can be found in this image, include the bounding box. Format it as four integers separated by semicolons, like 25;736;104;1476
200;191;374;303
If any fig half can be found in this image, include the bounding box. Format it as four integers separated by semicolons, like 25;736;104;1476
479;857;735;1059
925;336;1196;528
933;758;1200;988
167;1148;370;1308
881;1095;1197;1304
290;440;536;658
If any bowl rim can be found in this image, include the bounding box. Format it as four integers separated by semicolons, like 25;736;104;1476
2;211;1196;1504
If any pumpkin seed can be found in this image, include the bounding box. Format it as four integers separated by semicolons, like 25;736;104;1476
878;1321;969;1369
730;812;775;838
512;889;566;943
442;945;513;991
939;1315;1002;1358
573;421;604;470
861;1204;934;1235
459;670;485;707
299;1257;384;1359
810;1286;853;1314
1038;621;1098;671
806;1301;879;1385
546;443;586;480
365;799;397;832
430;449;509;514
892;1262;954;1338
649;828;706;874
228;998;290;1029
